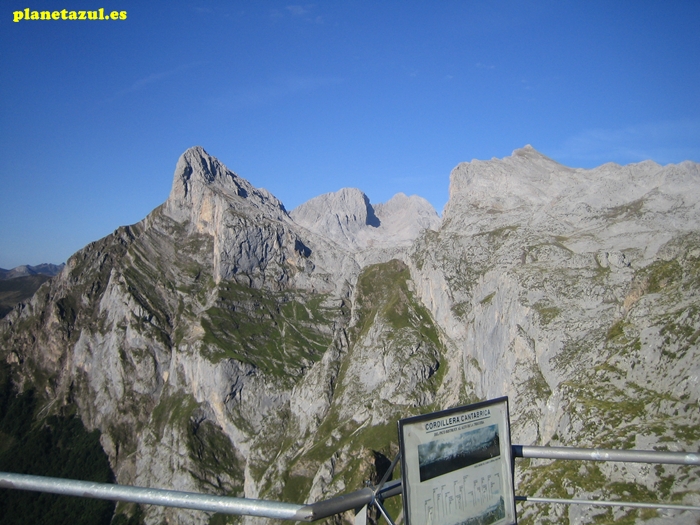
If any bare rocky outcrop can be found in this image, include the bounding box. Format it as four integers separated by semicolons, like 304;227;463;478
409;147;700;523
291;187;440;266
1;146;699;525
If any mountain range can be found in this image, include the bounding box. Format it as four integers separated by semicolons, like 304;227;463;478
0;263;65;318
0;145;698;525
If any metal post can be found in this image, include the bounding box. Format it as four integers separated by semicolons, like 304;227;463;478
2;446;699;521
513;446;700;465
516;496;700;512
302;486;376;520
0;472;312;521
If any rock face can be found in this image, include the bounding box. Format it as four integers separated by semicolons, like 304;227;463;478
410;147;700;523
290;187;440;266
1;146;699;525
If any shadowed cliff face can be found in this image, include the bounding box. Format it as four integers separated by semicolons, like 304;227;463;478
1;146;699;525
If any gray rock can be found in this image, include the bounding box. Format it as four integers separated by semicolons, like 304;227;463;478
1;145;698;525
291;188;440;265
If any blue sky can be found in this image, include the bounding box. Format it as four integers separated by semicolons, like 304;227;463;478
1;1;699;268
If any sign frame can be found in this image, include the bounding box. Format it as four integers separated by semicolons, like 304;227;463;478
398;397;517;525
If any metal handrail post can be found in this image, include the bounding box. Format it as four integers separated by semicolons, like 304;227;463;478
0;472;313;521
513;446;700;465
3;446;699;520
300;479;403;520
515;495;700;512
301;487;375;521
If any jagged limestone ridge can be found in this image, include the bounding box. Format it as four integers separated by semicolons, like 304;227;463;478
290;187;441;268
1;145;699;525
0;147;451;525
406;147;700;524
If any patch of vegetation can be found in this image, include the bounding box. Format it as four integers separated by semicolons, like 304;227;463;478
208;512;236;525
517;234;700;523
671;422;700;442
467;356;482;372
519;460;607;500
150;391;199;439
641;259;683;294
589;507;655;525
604;198;645;220
606;319;628;342
480;292;496;306
523;363;552;399
593;263;612;282
551;338;595;373
569;382;647;428
451;301;469;319
352;260;441;349
473;225;519;240
280;412;409;509
200;281;344;378
111;505;144;525
411;229;439;271
260;261;455;507
518;459;666;525
188;418;245;496
533;302;560;325
0;363;115;525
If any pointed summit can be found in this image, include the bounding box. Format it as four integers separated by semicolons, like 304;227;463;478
164;146;287;227
290;188;378;249
291;188;439;253
174;146;232;188
509;144;564;165
513;143;536;154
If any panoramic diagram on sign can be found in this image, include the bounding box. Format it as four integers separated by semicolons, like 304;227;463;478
399;398;517;525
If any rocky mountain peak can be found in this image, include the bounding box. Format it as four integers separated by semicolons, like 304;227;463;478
291;188;440;255
165;146;287;228
290;188;377;245
444;146;700;247
446;145;573;214
177;145;229;185
374;192;429;216
373;192;441;237
1;145;699;525
510;143;547;158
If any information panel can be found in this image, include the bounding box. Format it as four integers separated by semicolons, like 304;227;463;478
398;397;516;525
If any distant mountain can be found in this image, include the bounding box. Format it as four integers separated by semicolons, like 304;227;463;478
0;263;64;280
0;146;698;525
290;187;440;265
0;263;64;318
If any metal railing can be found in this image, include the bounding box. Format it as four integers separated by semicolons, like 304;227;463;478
512;446;700;515
1;445;699;522
515;445;699;465
0;471;402;522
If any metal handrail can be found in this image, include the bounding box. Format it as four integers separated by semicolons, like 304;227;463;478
303;479;402;521
515;496;700;512
0;472;312;521
514;445;700;465
512;445;700;513
0;472;401;522
1;445;698;521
